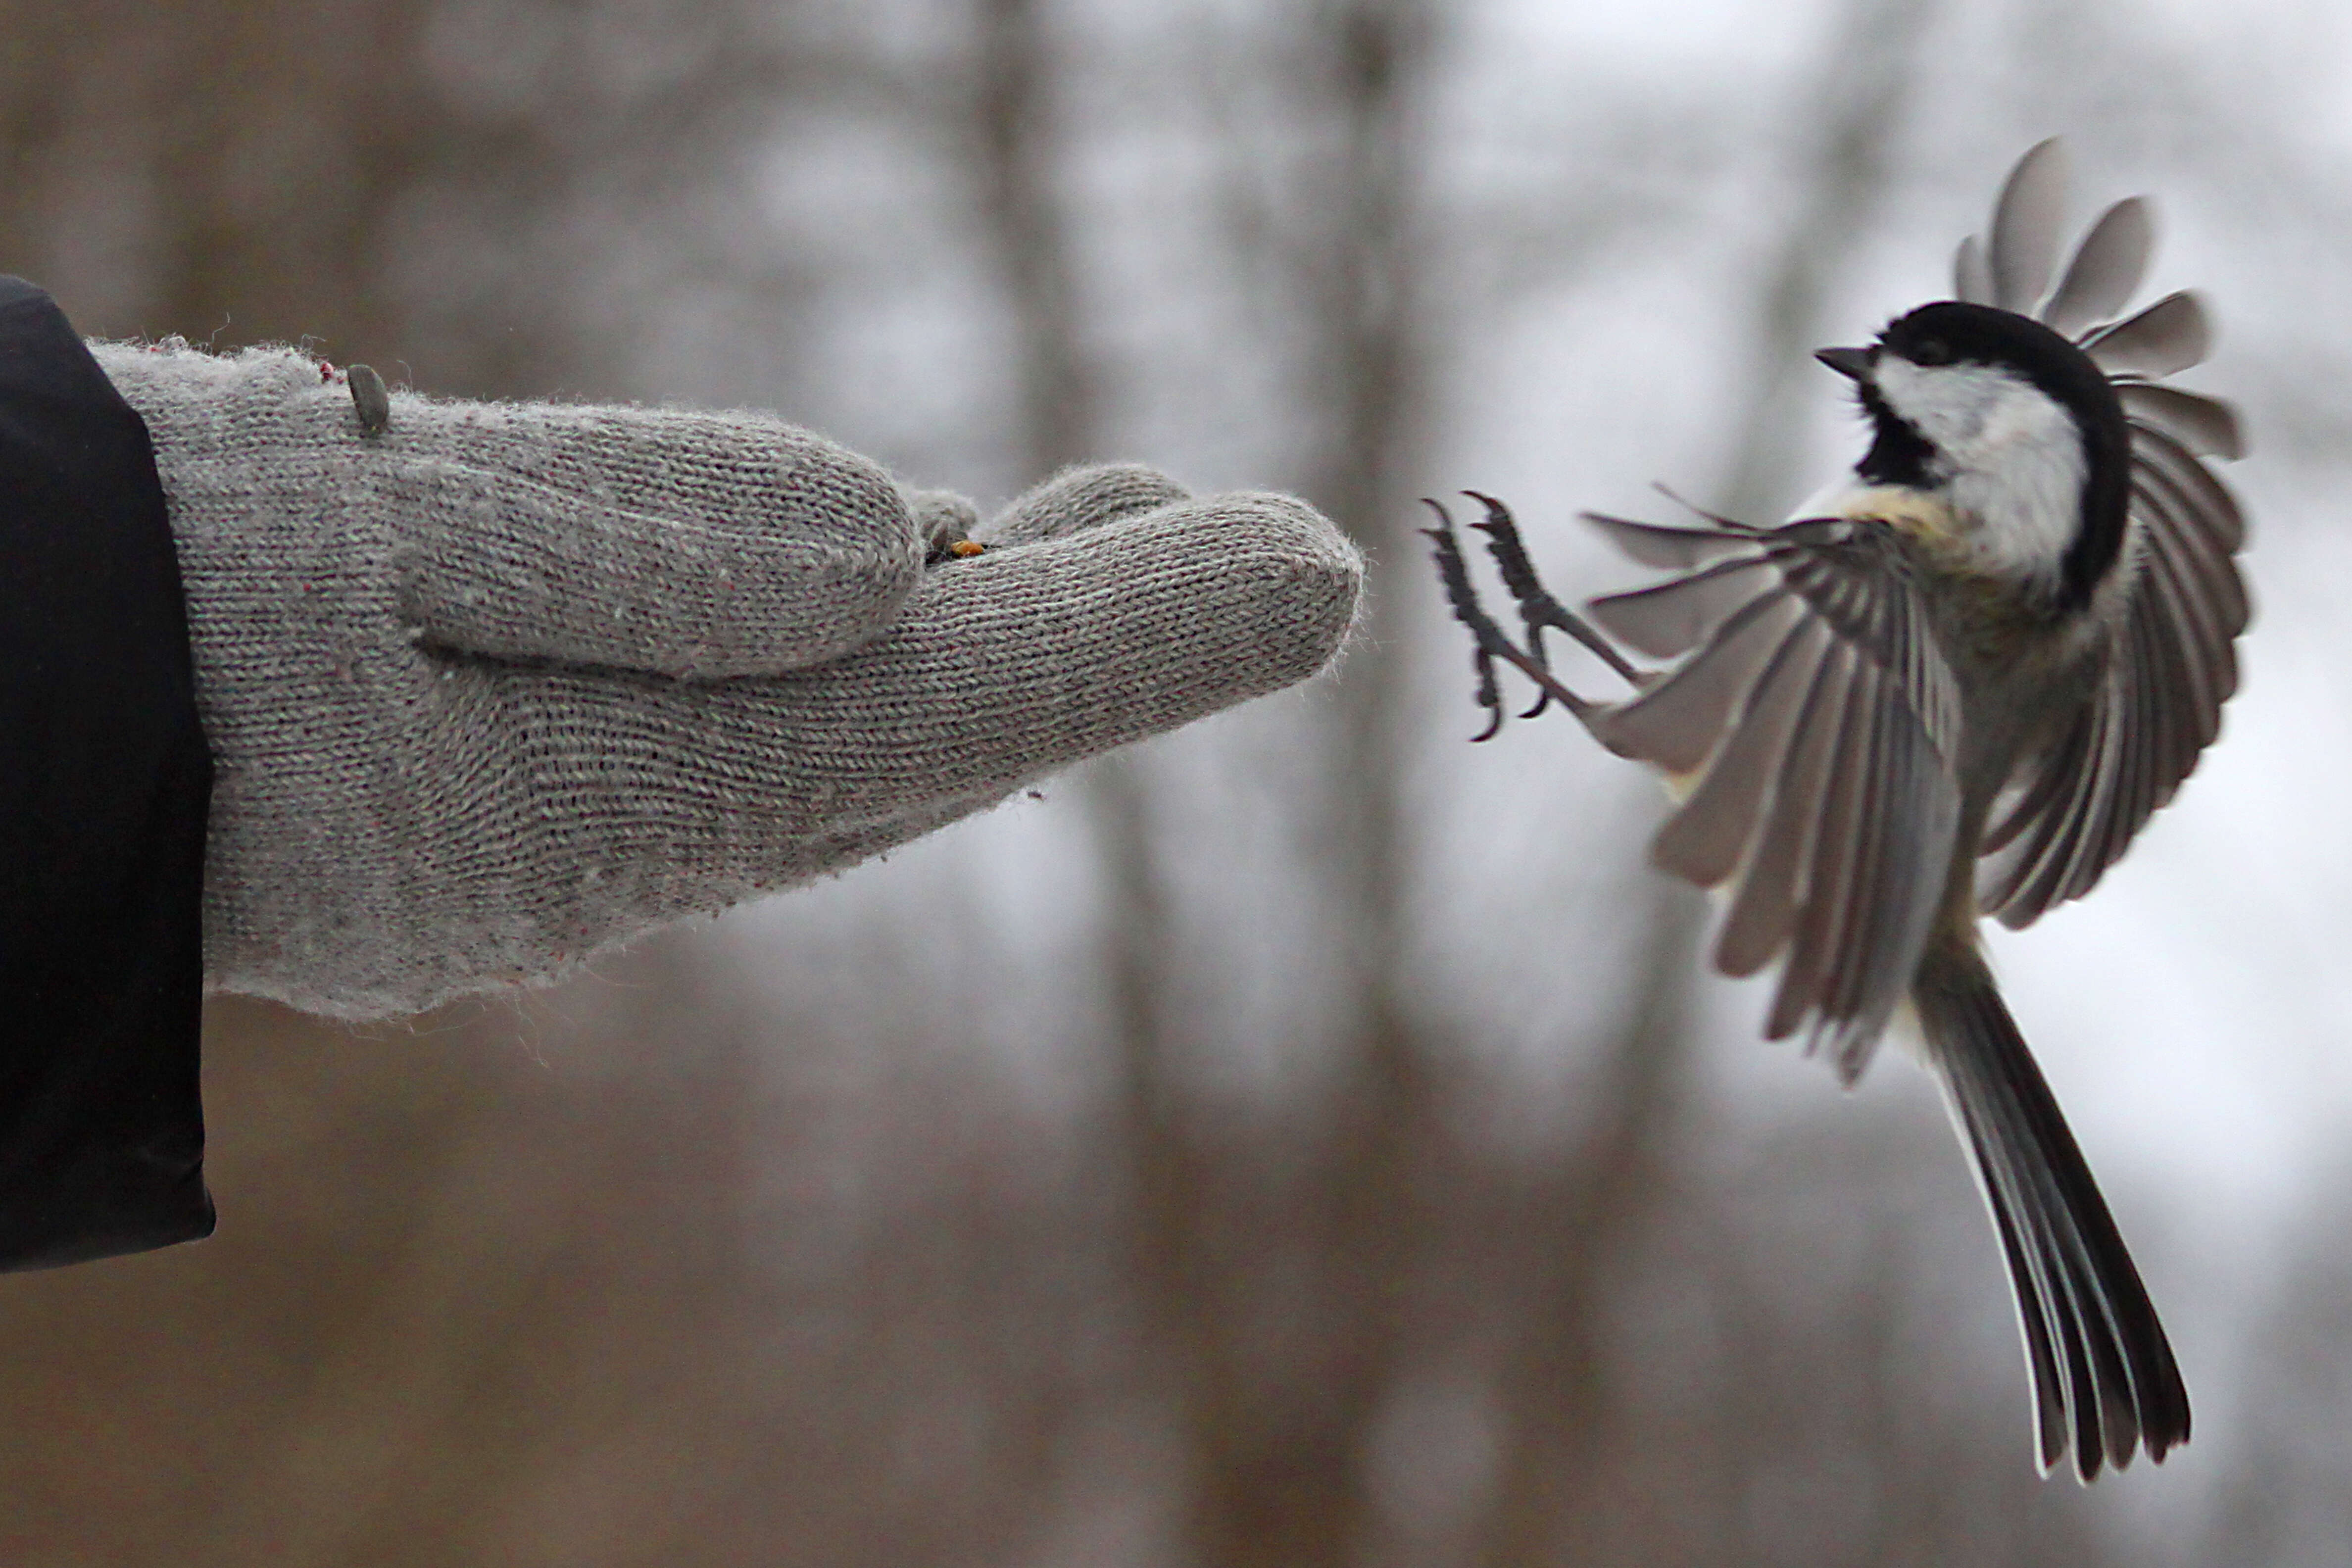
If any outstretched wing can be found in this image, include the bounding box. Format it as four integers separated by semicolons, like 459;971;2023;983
1976;420;2248;925
1941;136;2251;925
1583;516;1964;1080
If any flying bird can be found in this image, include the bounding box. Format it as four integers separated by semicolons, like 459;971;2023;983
1425;138;2245;1480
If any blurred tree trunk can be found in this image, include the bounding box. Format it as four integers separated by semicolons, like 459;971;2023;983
0;0;862;397
1470;1;1944;1559
1252;8;1445;1566
974;0;1098;480
947;0;1111;1549
143;2;428;367
1117;3;1443;1565
0;0;488;373
973;0;1451;1561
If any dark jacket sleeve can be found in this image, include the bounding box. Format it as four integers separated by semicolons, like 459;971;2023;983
0;277;215;1269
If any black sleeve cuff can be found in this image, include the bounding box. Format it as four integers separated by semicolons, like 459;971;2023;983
0;277;216;1270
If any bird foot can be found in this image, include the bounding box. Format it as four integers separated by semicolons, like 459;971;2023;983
1421;493;1628;742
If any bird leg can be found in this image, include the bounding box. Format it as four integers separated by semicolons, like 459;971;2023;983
1421;496;1617;742
1463;491;1646;717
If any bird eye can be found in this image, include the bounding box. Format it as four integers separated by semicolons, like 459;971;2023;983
1911;336;1953;366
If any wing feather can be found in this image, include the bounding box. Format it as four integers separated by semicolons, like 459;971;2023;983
1993;698;2100;920
2109;602;2170;871
1825;668;1961;1079
2118;383;2243;461
1716;642;1847;977
1980;702;2085;857
2135;515;2225;748
2081;291;2211;380
1592;522;1964;1071
1599;589;1802;770
1769;667;1872;1039
1652;618;1828;886
2135;488;2238;726
1989;137;2069;313
1588;557;1777;660
2134;463;2238;628
2047;700;2121;910
2134;422;2247;553
1978;422;2248;927
1820;660;1896;1035
1954;234;1995;305
1583;512;1762;570
2041;197;2154;339
2128;555;2197;815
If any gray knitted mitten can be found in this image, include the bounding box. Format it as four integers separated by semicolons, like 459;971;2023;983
94;342;1363;1020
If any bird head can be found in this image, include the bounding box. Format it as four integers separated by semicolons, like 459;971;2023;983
1817;301;2132;609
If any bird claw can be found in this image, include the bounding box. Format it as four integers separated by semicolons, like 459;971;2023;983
1462;490;1645;688
1421;503;1513;741
1421;495;1616;742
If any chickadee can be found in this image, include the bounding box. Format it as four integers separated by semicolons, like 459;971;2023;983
1425;138;2245;1481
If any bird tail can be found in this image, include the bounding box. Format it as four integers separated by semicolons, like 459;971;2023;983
1910;940;2190;1480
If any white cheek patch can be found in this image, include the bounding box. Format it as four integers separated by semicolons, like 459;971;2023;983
1872;358;2085;585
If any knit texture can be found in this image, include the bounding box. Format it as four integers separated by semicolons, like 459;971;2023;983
96;341;1364;1018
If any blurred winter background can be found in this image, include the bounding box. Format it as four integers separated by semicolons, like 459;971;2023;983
3;0;2350;1562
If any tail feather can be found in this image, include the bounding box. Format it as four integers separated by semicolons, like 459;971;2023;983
1913;945;2190;1480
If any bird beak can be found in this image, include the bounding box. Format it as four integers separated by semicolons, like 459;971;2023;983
1815;345;1874;381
